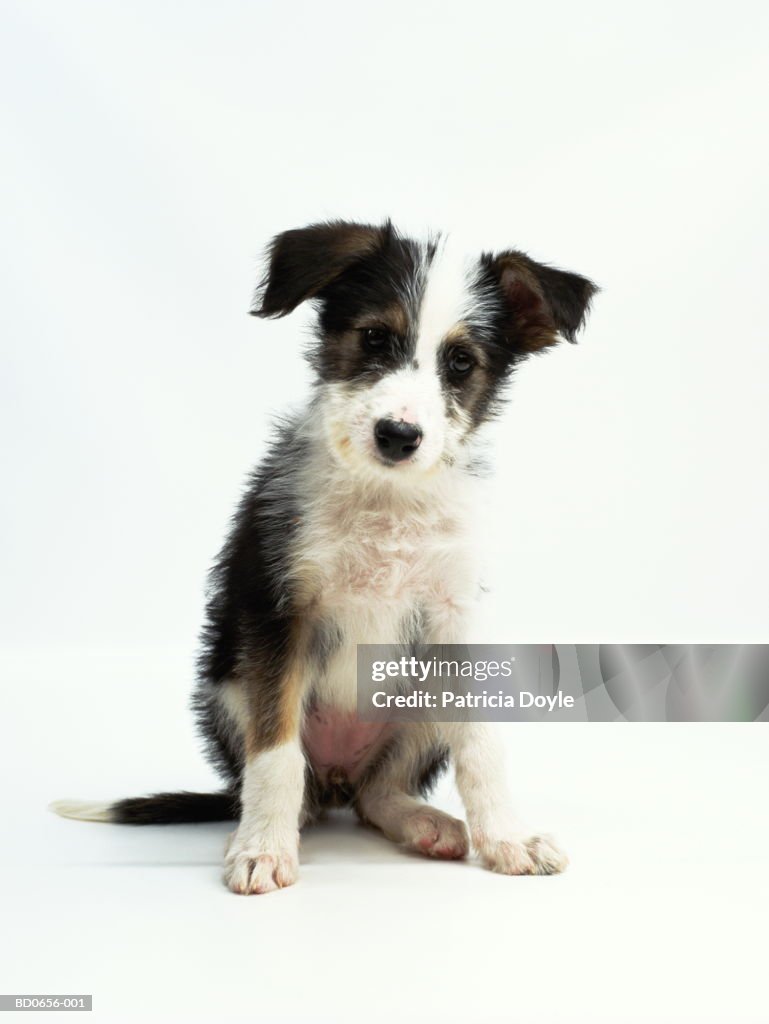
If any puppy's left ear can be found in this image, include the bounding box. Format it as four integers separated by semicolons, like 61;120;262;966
485;251;598;352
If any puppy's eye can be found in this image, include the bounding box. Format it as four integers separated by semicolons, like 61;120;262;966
448;350;474;375
362;326;391;351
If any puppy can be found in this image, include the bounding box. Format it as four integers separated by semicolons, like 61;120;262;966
52;221;597;894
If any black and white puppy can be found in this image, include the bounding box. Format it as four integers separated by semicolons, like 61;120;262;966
53;221;597;894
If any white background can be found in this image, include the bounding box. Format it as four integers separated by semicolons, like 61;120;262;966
1;2;768;1022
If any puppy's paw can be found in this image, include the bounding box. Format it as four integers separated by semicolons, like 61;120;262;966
223;830;299;895
402;808;469;860
473;831;568;876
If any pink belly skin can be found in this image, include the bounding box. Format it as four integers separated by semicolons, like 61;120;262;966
302;707;393;784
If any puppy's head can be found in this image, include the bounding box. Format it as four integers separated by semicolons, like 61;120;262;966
252;221;597;479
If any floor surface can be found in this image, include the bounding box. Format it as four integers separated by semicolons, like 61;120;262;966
2;653;767;1023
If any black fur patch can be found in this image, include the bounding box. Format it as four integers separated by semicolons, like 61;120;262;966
310;224;426;385
193;413;310;773
112;790;238;824
251;220;387;319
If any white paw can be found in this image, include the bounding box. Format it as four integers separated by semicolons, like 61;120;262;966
223;830;299;895
473;831;568;875
402;809;469;860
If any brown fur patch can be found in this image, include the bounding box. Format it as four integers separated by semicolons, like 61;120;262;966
354;303;410;338
497;260;560;352
486;249;598;348
439;333;498;428
242;622;312;757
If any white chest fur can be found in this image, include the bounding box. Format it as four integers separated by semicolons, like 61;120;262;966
291;459;480;711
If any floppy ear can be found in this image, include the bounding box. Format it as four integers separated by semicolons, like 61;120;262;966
250;220;387;318
485;251;598;351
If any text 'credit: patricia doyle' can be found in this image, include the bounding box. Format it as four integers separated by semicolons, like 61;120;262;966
356;645;769;722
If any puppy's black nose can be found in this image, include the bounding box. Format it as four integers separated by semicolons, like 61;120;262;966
374;418;423;462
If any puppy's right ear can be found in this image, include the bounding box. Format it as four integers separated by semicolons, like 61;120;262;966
250;220;386;318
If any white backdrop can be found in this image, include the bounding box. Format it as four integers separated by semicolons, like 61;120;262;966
2;3;768;1023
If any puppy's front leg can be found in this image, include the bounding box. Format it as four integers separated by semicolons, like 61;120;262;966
446;722;568;876
224;666;307;895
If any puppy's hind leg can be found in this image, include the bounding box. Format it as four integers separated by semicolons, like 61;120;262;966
355;727;469;861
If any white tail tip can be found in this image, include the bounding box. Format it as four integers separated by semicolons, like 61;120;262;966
49;799;113;823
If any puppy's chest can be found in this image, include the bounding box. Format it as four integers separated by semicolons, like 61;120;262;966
296;501;469;610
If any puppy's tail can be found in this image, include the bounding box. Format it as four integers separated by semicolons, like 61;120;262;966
49;790;239;825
